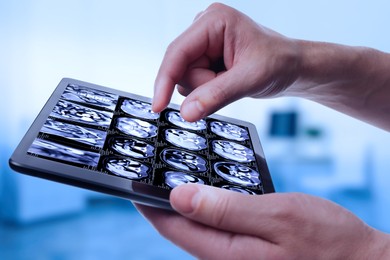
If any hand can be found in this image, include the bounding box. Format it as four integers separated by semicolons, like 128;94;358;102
152;3;301;122
153;3;390;130
136;184;389;259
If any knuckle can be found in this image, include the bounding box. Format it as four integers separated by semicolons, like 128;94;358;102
207;2;227;11
207;81;230;106
272;193;304;223
209;195;231;228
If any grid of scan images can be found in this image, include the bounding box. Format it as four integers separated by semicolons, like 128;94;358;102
27;83;265;194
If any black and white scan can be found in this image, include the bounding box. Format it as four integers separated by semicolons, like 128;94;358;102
26;81;268;194
220;185;257;195
164;171;205;189
121;99;160;120
210;121;249;141
164;129;207;151
50;100;113;127
61;84;118;110
110;137;154;159
105;157;149;180
161;148;207;173
212;140;255;163
28;138;100;166
115;117;158;138
166;111;206;131
40;118;107;148
214;162;261;188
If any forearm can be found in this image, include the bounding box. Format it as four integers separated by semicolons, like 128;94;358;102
287;41;390;131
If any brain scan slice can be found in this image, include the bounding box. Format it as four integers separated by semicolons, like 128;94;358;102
164;129;207;151
166;111;206;131
161;148;207;173
121;99;160;120
214;161;261;187
212;140;255;163
116;117;158;138
105;157;149;180
110;137;154;159
164;171;205;189
210;121;249;141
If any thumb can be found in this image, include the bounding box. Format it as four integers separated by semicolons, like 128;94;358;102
180;66;249;121
170;183;282;241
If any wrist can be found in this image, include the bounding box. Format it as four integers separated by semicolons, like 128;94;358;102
286;40;366;97
284;40;390;130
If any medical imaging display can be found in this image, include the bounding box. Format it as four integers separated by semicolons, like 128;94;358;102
210;121;249;141
164;171;205;189
27;82;267;195
212;140;255;163
164;129;207;151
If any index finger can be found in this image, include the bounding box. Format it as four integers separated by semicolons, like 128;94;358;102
152;16;211;112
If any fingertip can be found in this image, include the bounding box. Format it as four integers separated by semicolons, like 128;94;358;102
152;78;174;113
170;184;200;215
180;99;206;122
151;99;164;113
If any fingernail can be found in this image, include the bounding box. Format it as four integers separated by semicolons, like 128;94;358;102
171;185;200;214
182;100;205;121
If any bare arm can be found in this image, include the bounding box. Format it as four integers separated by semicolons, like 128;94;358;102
288;42;390;130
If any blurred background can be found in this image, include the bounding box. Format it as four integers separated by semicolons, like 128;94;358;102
1;0;390;259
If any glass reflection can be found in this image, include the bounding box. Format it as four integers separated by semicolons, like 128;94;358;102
164;171;205;189
28;138;100;166
105;157;149;180
210;121;249;141
161;148;207;173
214;161;260;187
166;111;206;131
40;118;107;147
116;117;158;138
61;84;118;110
110;137;154;159
50;99;113;127
212;140;255;163
164;129;207;151
121;99;159;120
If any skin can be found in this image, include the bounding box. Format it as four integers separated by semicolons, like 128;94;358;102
137;3;390;259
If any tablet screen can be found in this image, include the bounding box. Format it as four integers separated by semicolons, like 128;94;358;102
24;81;270;195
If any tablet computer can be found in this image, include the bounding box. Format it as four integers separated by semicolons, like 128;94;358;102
9;78;274;210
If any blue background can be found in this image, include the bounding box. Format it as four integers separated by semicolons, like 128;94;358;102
1;1;390;259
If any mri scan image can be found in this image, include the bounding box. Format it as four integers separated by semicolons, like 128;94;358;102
24;80;271;194
164;129;207;151
50;99;113;127
116;117;158;138
40;118;107;148
220;185;257;195
61;84;118;110
28;138;100;166
164;171;205;189
110;137;154;159
214;162;260;187
212;140;255;163
105;157;149;180
166;111;206;131
121;99;160;120
210;121;249;141
161;148;207;173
